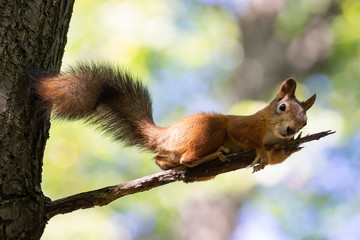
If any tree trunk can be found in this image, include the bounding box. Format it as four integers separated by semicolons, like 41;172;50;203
0;1;336;239
0;0;74;239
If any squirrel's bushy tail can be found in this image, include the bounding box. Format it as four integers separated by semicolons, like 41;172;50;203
35;62;158;148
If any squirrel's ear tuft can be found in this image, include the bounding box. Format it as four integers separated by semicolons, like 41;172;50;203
302;93;316;110
277;78;297;99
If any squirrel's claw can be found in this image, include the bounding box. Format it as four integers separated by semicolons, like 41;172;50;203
218;153;229;163
251;155;268;173
219;146;231;154
218;146;231;163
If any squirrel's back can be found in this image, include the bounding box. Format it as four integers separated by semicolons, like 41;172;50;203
35;63;158;148
34;66;316;172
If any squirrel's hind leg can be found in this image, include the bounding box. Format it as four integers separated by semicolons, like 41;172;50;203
180;146;230;168
154;153;181;170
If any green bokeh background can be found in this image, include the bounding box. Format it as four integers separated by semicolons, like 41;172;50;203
41;0;360;239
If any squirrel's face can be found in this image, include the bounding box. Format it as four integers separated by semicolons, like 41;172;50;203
269;78;316;140
272;96;308;139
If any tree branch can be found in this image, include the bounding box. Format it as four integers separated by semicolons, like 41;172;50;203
45;130;334;220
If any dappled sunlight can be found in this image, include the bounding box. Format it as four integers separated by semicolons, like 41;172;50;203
42;0;359;239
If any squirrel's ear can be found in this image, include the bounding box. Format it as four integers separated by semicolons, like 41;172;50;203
302;93;316;110
277;78;297;99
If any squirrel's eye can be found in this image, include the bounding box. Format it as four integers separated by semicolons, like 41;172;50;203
279;104;286;112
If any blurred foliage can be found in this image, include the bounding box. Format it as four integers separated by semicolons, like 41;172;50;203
42;0;359;239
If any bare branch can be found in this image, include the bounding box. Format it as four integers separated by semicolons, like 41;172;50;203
45;130;334;220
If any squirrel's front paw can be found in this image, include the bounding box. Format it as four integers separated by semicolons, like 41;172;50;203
250;155;268;173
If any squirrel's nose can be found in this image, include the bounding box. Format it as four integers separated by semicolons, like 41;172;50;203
286;126;296;136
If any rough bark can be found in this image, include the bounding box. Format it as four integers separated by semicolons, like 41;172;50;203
0;0;74;239
0;1;335;239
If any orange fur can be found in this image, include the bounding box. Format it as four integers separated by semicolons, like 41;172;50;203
150;79;316;173
34;63;316;175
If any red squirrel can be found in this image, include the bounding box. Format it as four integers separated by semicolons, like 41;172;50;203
35;63;316;172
